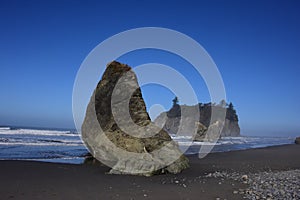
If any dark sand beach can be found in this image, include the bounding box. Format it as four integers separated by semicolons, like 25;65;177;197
1;144;299;200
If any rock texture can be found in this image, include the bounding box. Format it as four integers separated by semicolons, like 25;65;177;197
295;137;300;144
155;103;240;141
193;122;207;141
81;61;188;176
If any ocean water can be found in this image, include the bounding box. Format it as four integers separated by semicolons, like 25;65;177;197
0;126;295;164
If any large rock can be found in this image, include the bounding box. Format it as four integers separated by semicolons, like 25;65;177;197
81;61;189;176
295;137;300;144
193;121;224;142
193;122;207;141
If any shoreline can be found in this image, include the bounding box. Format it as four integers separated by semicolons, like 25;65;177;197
1;143;295;165
0;144;299;199
186;142;295;156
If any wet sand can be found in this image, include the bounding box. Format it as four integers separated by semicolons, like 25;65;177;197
0;144;299;200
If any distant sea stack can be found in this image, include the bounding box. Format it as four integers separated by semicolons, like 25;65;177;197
155;99;241;140
81;61;189;176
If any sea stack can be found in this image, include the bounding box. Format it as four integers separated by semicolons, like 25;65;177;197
155;102;240;141
81;61;189;176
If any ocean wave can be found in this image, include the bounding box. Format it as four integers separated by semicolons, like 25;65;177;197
178;141;221;146
0;136;83;146
0;128;78;137
0;128;295;164
0;141;84;146
171;135;193;140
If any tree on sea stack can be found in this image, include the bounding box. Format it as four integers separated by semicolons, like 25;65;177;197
81;61;189;176
172;96;179;106
228;102;234;110
219;99;226;108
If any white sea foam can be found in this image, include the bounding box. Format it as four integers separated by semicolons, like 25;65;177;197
0;128;78;137
0;127;295;164
178;141;221;146
0;141;83;146
172;135;294;147
171;135;193;140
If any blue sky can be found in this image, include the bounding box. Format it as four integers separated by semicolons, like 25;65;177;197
0;0;299;136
